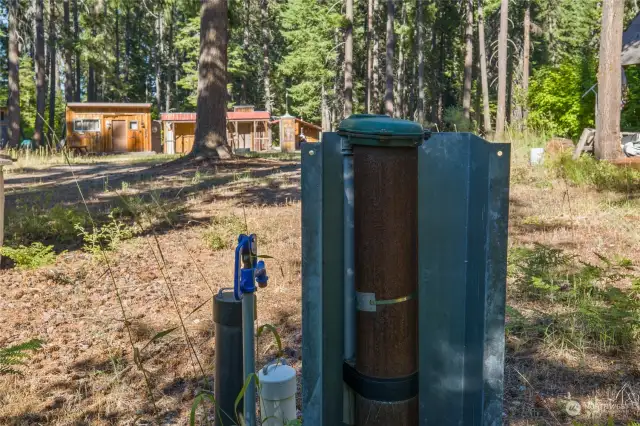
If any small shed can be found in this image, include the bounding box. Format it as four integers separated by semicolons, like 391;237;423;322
160;105;272;154
274;114;322;152
0;107;7;146
66;103;152;153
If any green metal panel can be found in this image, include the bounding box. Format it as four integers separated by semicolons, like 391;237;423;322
337;114;423;147
301;142;323;424
301;134;345;426
418;133;510;425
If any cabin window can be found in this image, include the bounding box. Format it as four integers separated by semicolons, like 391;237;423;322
129;121;139;130
74;119;100;132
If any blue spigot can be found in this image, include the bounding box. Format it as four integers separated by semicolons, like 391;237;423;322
233;234;268;301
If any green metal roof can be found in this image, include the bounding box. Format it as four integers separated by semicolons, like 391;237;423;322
337;114;423;147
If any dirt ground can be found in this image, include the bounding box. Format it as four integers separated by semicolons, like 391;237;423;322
0;153;639;425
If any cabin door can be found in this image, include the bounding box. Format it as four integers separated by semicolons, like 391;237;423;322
112;120;127;151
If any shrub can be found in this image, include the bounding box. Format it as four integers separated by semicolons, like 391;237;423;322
528;60;596;139
443;106;473;132
76;209;135;254
203;215;245;251
509;244;640;353
5;202;88;246
552;153;640;192
0;242;58;269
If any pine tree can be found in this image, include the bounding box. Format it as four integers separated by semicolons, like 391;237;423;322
193;0;229;158
7;0;21;147
384;0;394;116
47;0;57;145
496;0;509;139
34;0;46;146
344;0;353;117
462;0;473;121
595;0;624;159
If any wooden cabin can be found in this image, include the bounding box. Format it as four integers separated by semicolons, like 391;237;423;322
66;103;152;153
160;105;272;154
274;114;322;152
0;107;7;146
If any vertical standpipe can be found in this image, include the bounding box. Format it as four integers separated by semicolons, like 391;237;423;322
213;289;244;426
338;115;423;426
242;292;256;426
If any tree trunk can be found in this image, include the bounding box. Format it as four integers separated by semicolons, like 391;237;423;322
435;29;445;125
384;0;394;116
166;6;174;112
155;13;163;113
63;0;73;103
496;0;508;140
366;0;373;113
193;0;230;159
7;0;21;148
395;0;406;118
88;53;96;101
462;0;473;121
73;0;80;101
322;84;331;131
478;0;492;132
124;4;131;85
261;0;272;113
344;0;353;117
34;0;46;147
115;5;120;82
417;0;424;124
48;0;57;145
241;0;250;104
522;2;530;123
595;0;624;160
372;0;380;113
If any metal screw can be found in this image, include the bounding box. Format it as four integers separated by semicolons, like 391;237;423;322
309;150;315;156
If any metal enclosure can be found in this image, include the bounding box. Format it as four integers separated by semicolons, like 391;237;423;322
301;130;510;426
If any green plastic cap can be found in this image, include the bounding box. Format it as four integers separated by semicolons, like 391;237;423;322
337;114;424;147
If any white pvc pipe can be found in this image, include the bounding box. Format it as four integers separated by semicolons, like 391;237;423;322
258;363;297;425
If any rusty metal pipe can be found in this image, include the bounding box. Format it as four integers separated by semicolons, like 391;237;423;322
353;145;418;425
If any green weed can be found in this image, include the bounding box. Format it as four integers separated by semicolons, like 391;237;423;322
76;209;135;254
508;244;640;353
0;242;58;269
5;201;88;246
203;215;245;251
553;153;640;192
0;339;44;375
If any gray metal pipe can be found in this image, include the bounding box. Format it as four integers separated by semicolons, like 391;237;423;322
243;292;257;426
213;289;243;426
342;143;356;425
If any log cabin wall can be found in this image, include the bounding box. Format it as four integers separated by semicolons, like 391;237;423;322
66;103;152;153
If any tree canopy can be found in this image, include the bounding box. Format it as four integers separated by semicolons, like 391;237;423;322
1;0;639;142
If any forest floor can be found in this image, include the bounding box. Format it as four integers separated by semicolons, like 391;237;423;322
0;147;640;425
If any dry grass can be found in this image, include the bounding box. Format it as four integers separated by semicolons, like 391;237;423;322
1;143;639;424
0;148;183;175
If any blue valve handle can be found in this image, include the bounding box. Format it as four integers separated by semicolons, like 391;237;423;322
233;234;268;300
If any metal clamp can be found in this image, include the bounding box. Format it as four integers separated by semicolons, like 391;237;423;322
355;291;416;312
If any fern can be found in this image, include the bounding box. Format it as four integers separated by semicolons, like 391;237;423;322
0;242;58;269
0;339;43;375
